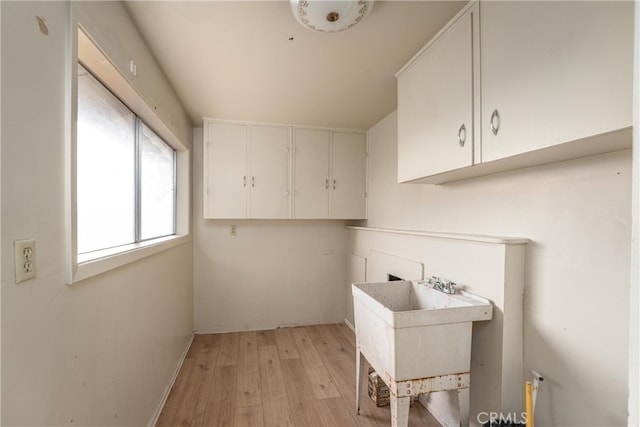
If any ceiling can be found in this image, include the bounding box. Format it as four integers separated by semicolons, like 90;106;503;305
124;1;465;130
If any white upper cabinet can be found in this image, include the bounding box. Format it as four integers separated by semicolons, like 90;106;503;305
204;121;290;219
292;128;330;219
204;122;247;218
397;6;475;182
480;1;633;162
204;120;367;220
331;132;367;219
293;128;367;219
396;1;633;184
248;125;291;218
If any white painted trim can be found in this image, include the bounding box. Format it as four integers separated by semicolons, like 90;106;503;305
69;234;191;284
148;334;194;427
346;226;529;245
79;28;189;151
195;324;304;335
202;117;367;135
628;0;639;424
419;394;455;427
344;318;355;333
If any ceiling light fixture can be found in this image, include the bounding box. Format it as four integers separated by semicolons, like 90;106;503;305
290;0;374;33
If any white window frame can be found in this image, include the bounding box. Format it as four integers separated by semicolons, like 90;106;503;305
65;27;191;285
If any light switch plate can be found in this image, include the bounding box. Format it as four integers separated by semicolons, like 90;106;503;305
14;239;36;283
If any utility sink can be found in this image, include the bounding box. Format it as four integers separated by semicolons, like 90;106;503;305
354;280;492;329
353;280;493;427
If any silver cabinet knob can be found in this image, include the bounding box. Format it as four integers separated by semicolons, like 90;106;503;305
458;124;466;147
490;109;500;136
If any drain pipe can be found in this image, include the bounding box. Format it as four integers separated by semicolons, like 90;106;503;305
526;370;545;427
530;370;544;410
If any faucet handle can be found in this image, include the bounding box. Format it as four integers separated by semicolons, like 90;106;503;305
429;276;457;294
446;281;456;293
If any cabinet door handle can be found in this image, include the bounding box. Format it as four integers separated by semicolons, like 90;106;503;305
325;178;329;190
458;124;466;147
490;109;500;136
333;179;336;190
251;176;255;188
243;176;247;187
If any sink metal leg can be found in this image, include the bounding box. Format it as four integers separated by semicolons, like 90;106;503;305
458;387;470;427
390;395;410;427
355;350;365;415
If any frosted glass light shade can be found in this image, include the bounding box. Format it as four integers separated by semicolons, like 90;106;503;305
290;0;374;33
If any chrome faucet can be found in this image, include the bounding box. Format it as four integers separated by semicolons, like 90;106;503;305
428;276;456;294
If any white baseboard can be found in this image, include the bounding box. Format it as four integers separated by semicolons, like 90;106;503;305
420;394;448;426
419;393;459;427
148;334;194;427
344;318;355;332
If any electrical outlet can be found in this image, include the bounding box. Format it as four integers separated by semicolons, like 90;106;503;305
230;225;237;236
14;239;36;283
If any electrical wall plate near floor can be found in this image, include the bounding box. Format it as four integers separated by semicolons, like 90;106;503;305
14;239;36;283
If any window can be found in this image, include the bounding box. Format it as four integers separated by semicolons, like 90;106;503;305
67;28;190;285
77;63;176;256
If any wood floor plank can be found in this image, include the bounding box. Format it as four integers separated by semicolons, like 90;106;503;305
318;396;359;427
290;327;341;400
156;358;195;427
309;324;354;366
256;329;276;346
280;358;330;426
234;405;264;427
258;345;295;427
217;332;240;366
336;322;357;348
202;333;223;349
172;345;216;426
317;342;388;427
185;335;203;360
274;328;300;360
191;346;220;426
290;327;324;367
306;325;333;362
203;365;237;426
236;331;262;408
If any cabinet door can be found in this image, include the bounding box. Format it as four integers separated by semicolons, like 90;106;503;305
293;129;330;218
331;132;367;219
397;9;474;182
248;125;290;218
204;122;247;218
480;1;633;162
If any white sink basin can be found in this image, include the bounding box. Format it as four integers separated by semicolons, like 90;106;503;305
353;279;492;382
353;280;492;328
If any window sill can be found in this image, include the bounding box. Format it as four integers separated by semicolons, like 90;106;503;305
69;234;191;284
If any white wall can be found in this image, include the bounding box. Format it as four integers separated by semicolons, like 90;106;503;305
1;2;193;425
363;111;631;426
193;128;349;333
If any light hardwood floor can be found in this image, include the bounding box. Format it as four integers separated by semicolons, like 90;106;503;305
157;324;440;427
